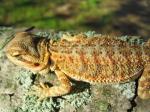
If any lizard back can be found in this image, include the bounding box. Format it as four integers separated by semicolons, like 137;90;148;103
49;36;150;84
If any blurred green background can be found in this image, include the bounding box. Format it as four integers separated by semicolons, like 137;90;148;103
0;0;150;38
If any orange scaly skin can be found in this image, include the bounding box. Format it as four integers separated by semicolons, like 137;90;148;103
5;32;150;100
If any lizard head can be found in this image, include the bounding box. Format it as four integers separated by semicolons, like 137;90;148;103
5;32;50;74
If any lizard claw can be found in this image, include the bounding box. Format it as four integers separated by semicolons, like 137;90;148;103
27;83;50;101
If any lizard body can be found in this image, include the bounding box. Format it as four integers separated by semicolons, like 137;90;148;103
5;32;150;99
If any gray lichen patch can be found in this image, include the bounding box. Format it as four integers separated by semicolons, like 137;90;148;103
113;81;136;100
0;55;19;94
84;85;132;112
59;84;91;110
15;73;91;112
16;96;56;112
0;94;14;112
0;57;23;111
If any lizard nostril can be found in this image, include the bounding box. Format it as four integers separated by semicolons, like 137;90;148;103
34;63;40;66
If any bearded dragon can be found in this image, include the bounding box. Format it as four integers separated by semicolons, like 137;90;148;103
4;31;150;100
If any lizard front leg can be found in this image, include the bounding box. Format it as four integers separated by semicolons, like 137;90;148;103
32;69;72;99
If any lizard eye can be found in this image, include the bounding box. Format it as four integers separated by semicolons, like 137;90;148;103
34;63;40;66
11;51;20;57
